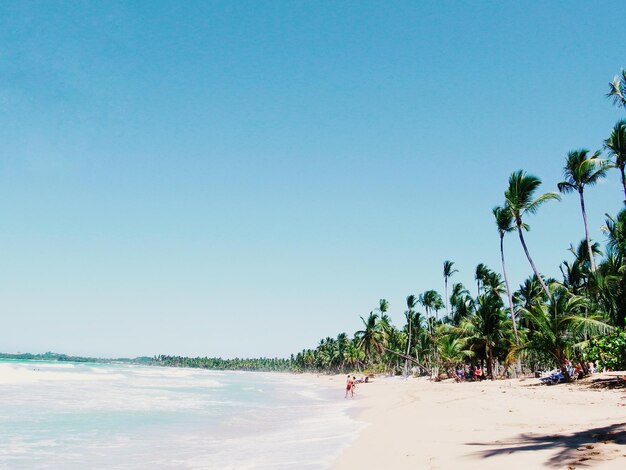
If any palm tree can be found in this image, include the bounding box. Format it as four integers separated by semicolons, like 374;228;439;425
356;312;385;365
404;295;418;374
493;205;519;343
607;69;626;109
443;260;458;319
601;208;626;327
376;299;392;357
569;239;603;271
436;330;474;377
336;333;350;372
504;170;561;297
557;149;609;271
377;298;389;316
419;290;444;323
449;283;474;325
603;208;626;257
459;292;509;379
474;263;490;296
604;120;626;203
514;285;612;380
344;338;365;371
514;275;547;320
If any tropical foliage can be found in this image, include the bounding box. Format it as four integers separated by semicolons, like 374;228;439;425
289;70;626;381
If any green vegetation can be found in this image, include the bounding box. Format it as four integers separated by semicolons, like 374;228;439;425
588;330;626;371
291;70;626;380
0;351;292;372
0;351;153;364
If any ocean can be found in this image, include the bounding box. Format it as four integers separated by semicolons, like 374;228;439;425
0;360;361;469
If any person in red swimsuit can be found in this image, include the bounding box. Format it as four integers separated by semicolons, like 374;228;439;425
345;375;353;398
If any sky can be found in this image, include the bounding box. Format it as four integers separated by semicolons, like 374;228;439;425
1;1;625;358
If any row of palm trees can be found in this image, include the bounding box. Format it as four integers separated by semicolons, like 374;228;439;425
291;69;626;380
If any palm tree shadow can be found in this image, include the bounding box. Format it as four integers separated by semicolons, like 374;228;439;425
467;423;626;467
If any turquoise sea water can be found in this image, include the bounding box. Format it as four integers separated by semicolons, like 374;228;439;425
0;360;360;469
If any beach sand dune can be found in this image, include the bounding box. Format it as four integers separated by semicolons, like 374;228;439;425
316;374;626;469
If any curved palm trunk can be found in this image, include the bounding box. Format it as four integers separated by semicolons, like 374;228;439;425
578;189;597;272
517;225;551;298
500;234;519;343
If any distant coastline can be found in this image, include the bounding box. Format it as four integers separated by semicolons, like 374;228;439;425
0;351;293;372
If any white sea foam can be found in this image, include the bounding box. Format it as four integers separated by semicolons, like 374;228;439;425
0;364;125;384
33;363;76;369
0;362;361;469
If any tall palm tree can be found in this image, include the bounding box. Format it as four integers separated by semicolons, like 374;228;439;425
557;149;609;271
404;295;418;374
504;170;561;297
493;205;519;343
443;260;458;319
607;69;626;109
604;120;626;203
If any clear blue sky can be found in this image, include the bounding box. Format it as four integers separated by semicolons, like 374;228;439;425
1;1;625;358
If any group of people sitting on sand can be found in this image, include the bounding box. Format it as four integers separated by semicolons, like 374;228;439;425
453;365;487;382
541;360;597;384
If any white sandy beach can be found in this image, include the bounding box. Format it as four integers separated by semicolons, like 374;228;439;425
315;374;626;470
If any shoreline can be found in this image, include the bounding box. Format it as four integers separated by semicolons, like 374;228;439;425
308;373;626;469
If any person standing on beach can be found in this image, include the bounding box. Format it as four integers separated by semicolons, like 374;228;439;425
345;375;353;398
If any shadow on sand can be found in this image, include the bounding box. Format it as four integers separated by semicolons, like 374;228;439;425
587;377;626;390
467;423;626;467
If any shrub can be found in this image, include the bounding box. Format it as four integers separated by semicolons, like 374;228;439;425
587;329;626;371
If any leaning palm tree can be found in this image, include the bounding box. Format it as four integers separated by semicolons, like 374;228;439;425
493;205;519;343
605;120;626;203
607;69;626;109
557;149;609;272
504;170;561;297
443;260;458;318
